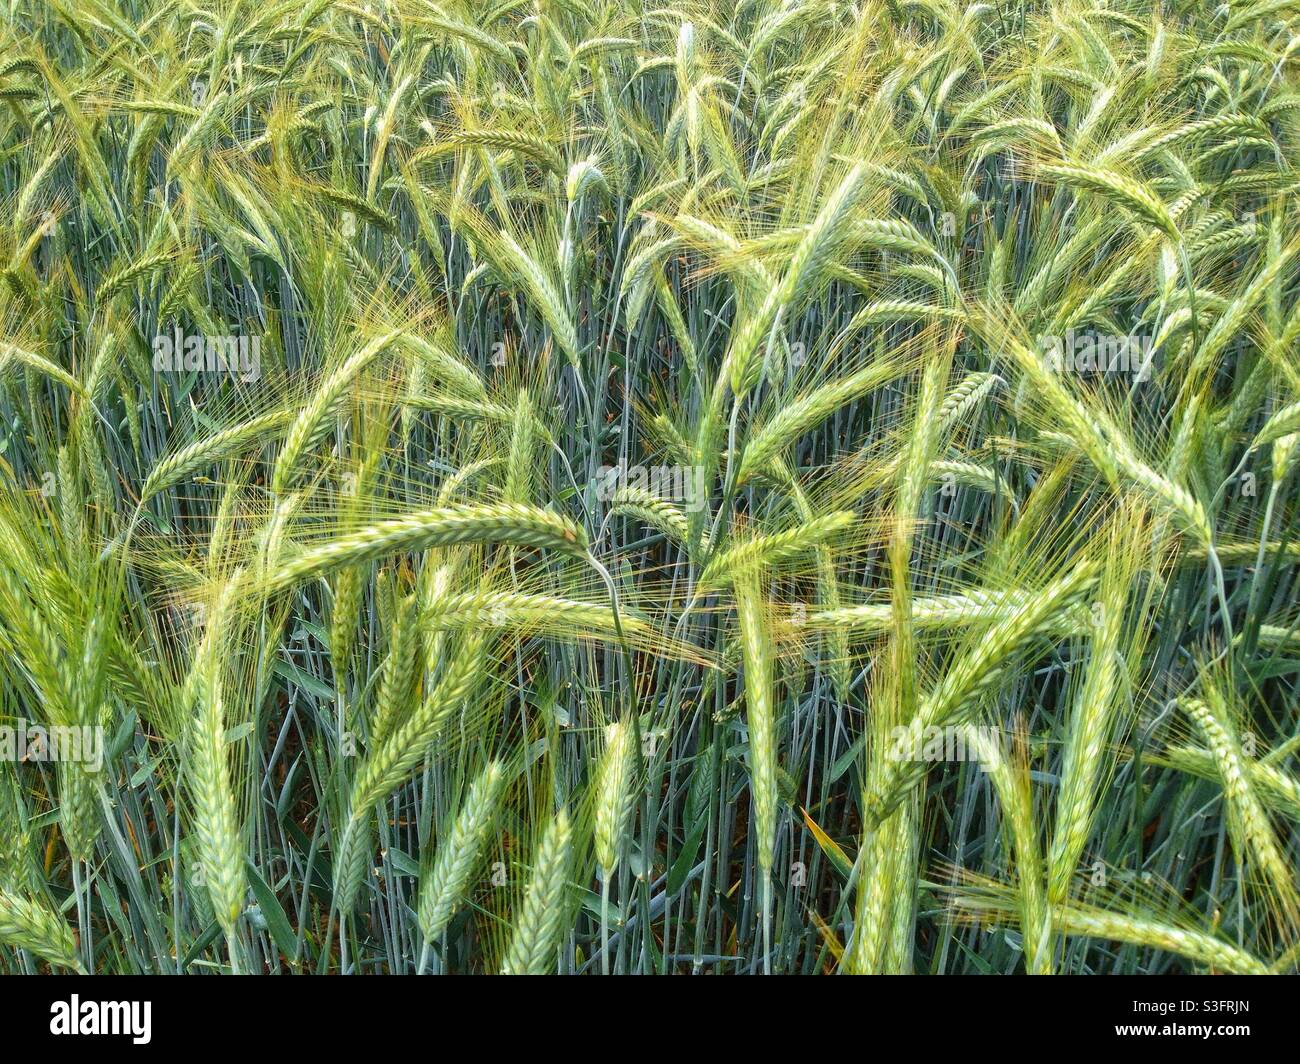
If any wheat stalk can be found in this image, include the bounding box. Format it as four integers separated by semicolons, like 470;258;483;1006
418;760;507;949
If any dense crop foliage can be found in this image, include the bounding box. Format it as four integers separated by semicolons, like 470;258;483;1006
1;0;1299;976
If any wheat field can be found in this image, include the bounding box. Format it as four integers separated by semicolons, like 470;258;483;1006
0;0;1298;976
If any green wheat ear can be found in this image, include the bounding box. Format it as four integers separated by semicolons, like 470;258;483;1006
500;808;573;976
593;720;638;879
0;888;84;972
